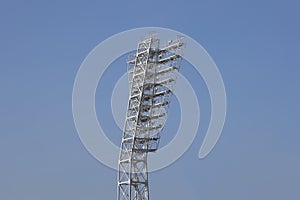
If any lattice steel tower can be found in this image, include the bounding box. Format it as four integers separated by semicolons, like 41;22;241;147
117;34;184;200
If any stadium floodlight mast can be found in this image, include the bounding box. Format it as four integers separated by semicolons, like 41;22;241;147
117;33;185;200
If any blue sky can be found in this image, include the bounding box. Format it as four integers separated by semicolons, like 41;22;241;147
0;0;299;199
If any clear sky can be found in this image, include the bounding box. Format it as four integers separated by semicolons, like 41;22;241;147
0;0;299;199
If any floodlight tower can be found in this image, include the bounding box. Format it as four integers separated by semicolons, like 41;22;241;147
117;34;184;200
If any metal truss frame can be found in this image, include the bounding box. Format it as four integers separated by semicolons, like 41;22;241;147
117;35;184;200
